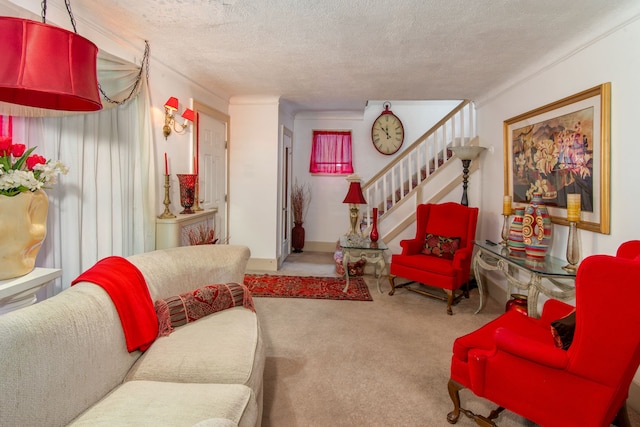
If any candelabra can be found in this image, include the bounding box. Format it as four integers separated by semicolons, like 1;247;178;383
563;193;581;271
193;175;203;211
563;221;580;271
500;195;512;246
500;214;510;246
158;174;176;219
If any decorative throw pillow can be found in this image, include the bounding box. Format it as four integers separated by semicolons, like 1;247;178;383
422;233;460;259
154;283;255;337
551;310;576;350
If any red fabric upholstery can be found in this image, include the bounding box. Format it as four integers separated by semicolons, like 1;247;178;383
390;202;478;291
449;240;640;427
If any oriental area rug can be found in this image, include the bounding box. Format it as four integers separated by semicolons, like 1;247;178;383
243;274;372;301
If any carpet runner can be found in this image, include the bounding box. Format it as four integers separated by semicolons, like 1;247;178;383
243;274;372;301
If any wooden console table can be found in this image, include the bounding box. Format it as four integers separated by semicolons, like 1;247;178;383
156;209;217;250
473;240;576;318
0;268;62;314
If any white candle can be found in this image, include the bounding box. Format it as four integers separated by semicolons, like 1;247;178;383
567;194;581;223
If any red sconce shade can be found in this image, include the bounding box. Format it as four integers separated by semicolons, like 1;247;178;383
181;108;195;122
343;182;367;204
164;97;179;111
0;17;102;112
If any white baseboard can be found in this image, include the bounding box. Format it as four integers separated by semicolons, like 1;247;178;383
247;257;278;271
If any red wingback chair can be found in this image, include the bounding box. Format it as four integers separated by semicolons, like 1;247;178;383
447;240;640;427
389;202;479;315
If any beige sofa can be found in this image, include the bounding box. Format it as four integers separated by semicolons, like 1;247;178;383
0;245;264;426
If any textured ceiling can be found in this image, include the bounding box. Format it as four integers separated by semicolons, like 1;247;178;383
5;0;640;111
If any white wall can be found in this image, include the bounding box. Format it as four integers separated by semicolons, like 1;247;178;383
292;100;461;248
228;96;281;267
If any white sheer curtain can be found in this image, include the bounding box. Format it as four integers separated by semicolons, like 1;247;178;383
5;47;156;296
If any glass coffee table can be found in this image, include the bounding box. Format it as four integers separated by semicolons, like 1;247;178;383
339;235;388;294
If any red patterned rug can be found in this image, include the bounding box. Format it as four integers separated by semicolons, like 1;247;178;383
243;274;372;301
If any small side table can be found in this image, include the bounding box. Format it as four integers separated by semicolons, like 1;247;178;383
339;235;388;294
0;268;62;314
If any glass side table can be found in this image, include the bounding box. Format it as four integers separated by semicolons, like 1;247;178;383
473;240;576;317
339;235;388;294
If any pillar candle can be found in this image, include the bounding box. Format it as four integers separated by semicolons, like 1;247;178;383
164;153;168;175
502;195;512;216
567;193;581;222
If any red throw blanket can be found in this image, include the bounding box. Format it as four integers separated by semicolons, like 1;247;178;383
72;256;157;352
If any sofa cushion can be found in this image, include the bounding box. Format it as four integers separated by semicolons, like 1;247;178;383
155;283;255;337
68;380;257;427
126;307;264;396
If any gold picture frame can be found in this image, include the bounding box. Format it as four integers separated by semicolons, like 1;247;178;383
503;83;611;234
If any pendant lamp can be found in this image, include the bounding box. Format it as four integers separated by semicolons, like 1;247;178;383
0;7;102;112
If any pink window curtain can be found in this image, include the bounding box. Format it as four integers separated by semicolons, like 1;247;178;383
309;130;354;174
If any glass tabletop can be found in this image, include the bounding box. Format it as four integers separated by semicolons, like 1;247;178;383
474;240;575;277
340;235;388;251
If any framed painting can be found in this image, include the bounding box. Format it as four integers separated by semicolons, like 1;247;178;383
503;83;611;234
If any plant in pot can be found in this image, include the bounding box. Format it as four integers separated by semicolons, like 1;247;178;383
0;138;68;279
291;180;310;253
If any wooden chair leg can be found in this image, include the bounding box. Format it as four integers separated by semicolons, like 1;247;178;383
445;289;454;315
447;379;463;424
388;275;397;296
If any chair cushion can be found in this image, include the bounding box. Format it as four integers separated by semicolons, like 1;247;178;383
391;253;457;276
422;233;460;259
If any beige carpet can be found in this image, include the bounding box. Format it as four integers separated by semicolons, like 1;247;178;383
249;251;639;427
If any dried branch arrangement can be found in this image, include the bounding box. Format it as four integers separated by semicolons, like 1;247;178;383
292;181;311;223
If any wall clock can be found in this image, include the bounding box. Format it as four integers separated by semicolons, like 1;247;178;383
371;102;404;155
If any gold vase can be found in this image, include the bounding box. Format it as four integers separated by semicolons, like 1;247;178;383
0;190;49;280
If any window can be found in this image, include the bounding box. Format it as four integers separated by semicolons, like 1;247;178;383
309;130;353;175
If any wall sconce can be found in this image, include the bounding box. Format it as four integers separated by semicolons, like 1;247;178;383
163;97;194;139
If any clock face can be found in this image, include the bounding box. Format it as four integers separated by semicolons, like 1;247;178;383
371;111;404;155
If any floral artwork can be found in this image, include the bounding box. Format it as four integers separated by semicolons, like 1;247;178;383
503;83;611;234
511;107;594;211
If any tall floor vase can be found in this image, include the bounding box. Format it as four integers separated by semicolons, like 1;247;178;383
292;221;305;253
0;190;49;280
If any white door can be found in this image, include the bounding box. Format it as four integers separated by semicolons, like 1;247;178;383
280;126;293;266
198;110;228;243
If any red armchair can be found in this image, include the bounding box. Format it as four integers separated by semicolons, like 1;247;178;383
447;240;640;427
389;202;479;315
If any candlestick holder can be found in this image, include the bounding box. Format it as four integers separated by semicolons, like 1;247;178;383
193;175;203;211
158;174;176;219
500;213;510;246
563;221;580;271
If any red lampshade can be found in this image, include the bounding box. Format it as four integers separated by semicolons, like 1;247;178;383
0;17;102;112
164;97;179;111
181;108;194;122
343;182;367;204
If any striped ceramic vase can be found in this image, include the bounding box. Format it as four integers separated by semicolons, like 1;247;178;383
522;193;552;259
507;208;526;254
